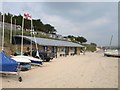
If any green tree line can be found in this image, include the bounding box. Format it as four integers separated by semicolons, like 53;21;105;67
0;12;97;52
65;35;87;44
0;12;57;34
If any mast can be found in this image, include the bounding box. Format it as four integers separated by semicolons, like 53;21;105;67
30;18;32;56
10;16;13;44
2;13;4;51
109;35;113;49
15;19;16;35
31;20;39;58
21;15;24;55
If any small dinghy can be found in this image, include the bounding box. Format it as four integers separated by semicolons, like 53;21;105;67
11;55;31;70
0;51;22;82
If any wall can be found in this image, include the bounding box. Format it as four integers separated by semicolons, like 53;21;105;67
10;44;36;55
69;47;75;55
57;46;65;57
11;44;82;58
76;47;81;55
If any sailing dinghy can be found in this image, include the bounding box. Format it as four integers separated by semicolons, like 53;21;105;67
0;13;22;82
12;12;43;66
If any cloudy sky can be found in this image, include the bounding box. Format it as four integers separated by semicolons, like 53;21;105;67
1;1;118;46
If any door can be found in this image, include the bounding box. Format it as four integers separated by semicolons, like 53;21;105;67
65;47;69;55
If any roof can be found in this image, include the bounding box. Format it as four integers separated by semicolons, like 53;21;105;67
13;35;84;48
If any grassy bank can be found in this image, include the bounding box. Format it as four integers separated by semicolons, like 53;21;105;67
0;29;47;55
83;44;96;52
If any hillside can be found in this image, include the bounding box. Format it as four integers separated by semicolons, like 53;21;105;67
0;12;57;34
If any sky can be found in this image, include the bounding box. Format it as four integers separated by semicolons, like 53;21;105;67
0;1;118;46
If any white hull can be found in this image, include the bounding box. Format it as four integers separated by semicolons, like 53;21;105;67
104;50;120;57
21;56;43;65
11;55;31;63
23;56;43;62
11;55;31;70
12;55;43;65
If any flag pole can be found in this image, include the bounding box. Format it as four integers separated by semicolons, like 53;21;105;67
2;13;4;51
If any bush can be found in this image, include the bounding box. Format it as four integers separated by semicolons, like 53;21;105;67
83;44;96;52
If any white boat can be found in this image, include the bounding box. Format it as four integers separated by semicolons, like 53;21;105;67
0;13;22;82
13;51;43;65
11;55;31;70
11;12;43;66
104;49;120;58
104;35;120;58
24;14;43;65
11;55;31;63
17;55;43;65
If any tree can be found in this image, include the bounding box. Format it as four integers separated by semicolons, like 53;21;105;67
75;36;87;44
24;19;31;29
0;12;57;34
33;19;45;31
16;14;22;26
90;43;97;46
67;35;76;41
44;24;56;34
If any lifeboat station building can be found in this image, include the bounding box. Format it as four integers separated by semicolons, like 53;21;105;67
12;35;84;58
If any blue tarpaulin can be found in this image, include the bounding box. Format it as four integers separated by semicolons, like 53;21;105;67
0;51;18;72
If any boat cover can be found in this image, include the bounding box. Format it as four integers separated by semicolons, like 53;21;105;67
0;51;18;72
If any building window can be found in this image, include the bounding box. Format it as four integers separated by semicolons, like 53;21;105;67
70;47;75;52
58;47;65;52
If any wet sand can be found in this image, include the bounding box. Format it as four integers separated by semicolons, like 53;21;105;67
1;52;118;88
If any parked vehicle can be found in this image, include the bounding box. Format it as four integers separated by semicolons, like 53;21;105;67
32;49;55;62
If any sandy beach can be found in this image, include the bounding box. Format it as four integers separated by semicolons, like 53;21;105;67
1;52;118;88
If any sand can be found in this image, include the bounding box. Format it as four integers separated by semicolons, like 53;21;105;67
1;52;118;88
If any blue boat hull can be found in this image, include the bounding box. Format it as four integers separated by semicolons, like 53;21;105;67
0;51;18;72
20;63;31;70
31;60;43;65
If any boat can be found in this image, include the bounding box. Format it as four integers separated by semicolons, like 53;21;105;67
104;49;120;58
9;13;32;70
104;35;120;57
11;55;31;70
27;13;43;65
0;14;22;82
104;35;120;58
0;51;22;82
13;50;43;65
24;55;43;65
11;14;43;66
0;51;18;72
